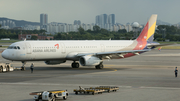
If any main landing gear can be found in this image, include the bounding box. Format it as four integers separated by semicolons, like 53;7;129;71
95;62;103;69
71;61;104;69
71;61;80;68
21;61;26;71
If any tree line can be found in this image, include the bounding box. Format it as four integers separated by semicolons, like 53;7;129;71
54;26;133;40
1;24;180;41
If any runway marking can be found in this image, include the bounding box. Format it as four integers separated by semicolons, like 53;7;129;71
104;65;117;72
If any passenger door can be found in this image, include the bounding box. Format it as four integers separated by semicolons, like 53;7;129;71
25;43;31;54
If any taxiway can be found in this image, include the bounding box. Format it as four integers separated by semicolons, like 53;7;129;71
0;49;180;101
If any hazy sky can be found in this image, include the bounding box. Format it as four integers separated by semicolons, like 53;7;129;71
1;0;180;24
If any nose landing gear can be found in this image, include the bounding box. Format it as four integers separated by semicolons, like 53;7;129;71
21;61;26;71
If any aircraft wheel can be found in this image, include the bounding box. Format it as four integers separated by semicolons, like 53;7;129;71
95;64;103;69
75;63;79;68
21;66;26;71
99;64;103;69
71;63;79;68
95;65;99;69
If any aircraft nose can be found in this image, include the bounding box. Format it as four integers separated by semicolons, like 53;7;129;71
1;50;9;59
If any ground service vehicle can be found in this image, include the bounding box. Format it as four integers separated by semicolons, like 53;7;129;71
30;90;68;101
74;86;119;95
0;63;14;72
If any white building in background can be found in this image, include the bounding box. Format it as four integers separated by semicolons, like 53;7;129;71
0;20;16;29
23;25;40;30
44;22;94;34
126;24;132;32
117;24;122;31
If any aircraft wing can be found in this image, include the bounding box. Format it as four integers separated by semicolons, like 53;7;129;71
76;49;151;57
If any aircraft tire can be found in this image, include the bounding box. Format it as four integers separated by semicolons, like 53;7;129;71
75;63;79;68
21;66;26;71
71;63;79;68
95;64;103;69
99;64;103;69
95;65;99;69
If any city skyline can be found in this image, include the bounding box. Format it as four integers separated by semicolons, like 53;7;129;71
1;0;180;25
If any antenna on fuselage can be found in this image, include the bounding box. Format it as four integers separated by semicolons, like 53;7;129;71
24;38;26;41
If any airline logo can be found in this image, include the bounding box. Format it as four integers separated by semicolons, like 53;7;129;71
55;44;59;49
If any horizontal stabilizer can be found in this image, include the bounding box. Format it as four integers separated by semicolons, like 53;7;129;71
147;43;176;48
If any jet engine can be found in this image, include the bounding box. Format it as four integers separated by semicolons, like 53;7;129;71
44;60;66;65
79;55;102;66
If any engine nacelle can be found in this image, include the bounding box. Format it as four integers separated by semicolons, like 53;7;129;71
44;60;66;65
79;55;102;66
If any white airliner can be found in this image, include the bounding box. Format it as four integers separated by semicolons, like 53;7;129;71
1;14;161;70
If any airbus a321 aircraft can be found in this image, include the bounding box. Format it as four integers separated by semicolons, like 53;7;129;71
1;14;161;70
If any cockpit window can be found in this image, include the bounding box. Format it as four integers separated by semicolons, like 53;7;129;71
8;46;20;50
8;46;13;49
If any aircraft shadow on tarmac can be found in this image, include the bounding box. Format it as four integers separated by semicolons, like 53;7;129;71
21;66;129;71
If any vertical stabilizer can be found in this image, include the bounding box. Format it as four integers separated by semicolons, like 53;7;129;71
136;14;157;42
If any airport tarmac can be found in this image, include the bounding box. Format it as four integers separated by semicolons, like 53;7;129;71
0;49;180;101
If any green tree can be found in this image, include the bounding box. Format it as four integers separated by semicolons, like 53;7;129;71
118;29;127;33
78;26;85;34
93;25;101;33
31;35;38;40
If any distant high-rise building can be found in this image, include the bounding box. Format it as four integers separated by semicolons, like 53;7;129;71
74;20;78;25
95;15;100;25
74;20;81;25
108;14;115;26
95;14;108;28
77;20;81;25
95;14;115;29
40;14;48;26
